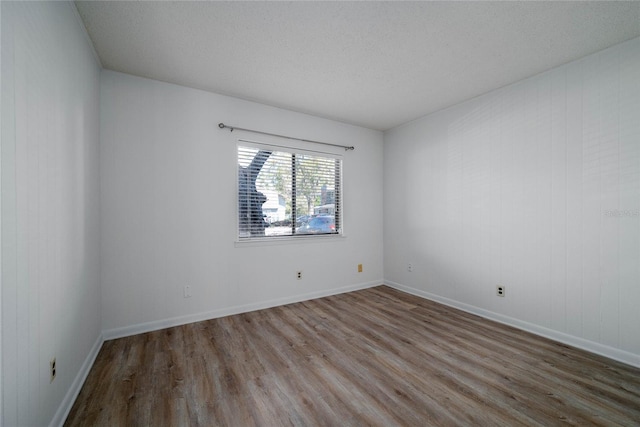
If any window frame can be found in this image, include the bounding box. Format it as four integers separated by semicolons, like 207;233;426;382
236;138;344;243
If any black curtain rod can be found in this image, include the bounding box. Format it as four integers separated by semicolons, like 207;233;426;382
218;123;355;151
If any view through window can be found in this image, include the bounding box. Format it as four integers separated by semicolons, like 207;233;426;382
238;144;342;239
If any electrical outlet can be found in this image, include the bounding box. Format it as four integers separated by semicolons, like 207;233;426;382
50;358;56;383
358;264;363;273
496;285;505;297
407;263;413;272
184;285;192;298
297;271;302;280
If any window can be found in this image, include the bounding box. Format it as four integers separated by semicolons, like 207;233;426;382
238;143;342;239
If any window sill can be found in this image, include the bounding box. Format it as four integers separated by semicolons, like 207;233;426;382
234;234;346;247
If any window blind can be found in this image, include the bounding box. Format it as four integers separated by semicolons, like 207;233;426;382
238;144;342;239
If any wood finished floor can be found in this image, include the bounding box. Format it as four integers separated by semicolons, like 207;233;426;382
65;286;640;426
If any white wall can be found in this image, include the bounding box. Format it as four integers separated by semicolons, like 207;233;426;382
1;2;102;426
100;70;384;335
384;37;640;367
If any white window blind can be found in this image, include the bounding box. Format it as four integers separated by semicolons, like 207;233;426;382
238;143;342;239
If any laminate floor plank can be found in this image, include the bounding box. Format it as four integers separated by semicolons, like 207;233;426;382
65;286;640;426
312;294;552;426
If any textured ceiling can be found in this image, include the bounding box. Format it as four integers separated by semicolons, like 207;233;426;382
75;1;640;131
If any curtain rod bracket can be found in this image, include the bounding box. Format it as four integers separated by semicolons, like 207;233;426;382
219;122;234;132
218;122;354;151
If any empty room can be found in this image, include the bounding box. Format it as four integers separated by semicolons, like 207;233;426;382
2;1;640;426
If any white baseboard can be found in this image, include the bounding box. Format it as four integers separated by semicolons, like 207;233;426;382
103;280;382;341
384;280;640;369
50;334;104;427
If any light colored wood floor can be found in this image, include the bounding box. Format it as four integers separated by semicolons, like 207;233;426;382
65;286;640;426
